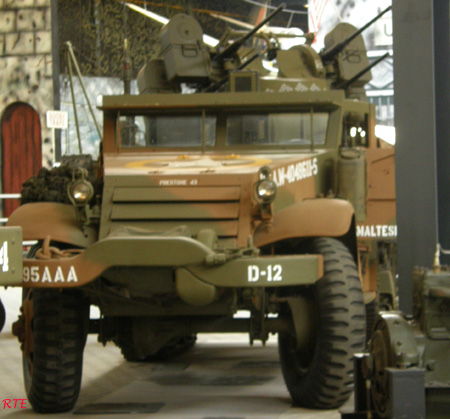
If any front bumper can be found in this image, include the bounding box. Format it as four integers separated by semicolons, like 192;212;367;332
5;233;323;290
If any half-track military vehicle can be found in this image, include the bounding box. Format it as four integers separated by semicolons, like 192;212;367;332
3;5;396;413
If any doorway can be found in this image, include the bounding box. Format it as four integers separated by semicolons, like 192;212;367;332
1;102;42;217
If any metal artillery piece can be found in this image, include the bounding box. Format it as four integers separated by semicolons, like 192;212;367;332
342;247;450;418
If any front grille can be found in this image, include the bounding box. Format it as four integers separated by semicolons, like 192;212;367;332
107;186;241;238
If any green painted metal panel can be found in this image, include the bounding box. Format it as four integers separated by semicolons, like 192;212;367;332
111;203;239;220
100;91;345;111
112;186;240;202
188;254;321;288
86;235;213;267
110;221;239;237
0;226;23;285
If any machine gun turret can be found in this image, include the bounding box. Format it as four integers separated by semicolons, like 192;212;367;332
312;6;391;100
213;3;285;62
137;5;391;100
320;5;392;63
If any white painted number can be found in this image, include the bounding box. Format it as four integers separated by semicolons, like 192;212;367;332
24;266;39;282
0;241;9;272
22;266;79;283
273;264;282;282
248;264;283;283
30;266;39;282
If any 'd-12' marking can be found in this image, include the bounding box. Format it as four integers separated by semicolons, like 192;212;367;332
248;264;283;283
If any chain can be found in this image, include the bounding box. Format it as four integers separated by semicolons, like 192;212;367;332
35;236;82;260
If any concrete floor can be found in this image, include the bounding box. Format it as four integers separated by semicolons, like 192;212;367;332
0;287;351;418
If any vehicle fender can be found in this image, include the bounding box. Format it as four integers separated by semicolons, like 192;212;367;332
6;202;98;248
254;198;355;248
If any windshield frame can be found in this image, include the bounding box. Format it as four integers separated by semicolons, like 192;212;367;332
101;91;343;153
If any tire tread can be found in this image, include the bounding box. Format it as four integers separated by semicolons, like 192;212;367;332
25;289;88;413
279;237;366;409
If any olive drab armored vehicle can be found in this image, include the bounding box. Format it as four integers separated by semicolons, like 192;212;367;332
3;5;396;413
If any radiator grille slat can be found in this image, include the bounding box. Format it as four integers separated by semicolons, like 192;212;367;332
112;186;240;202
109;186;241;238
111;203;239;220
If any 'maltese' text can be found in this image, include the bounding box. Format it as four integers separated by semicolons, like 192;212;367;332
356;225;397;238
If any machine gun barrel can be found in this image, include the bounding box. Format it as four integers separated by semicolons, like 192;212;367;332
215;3;285;60
320;5;391;63
335;52;390;90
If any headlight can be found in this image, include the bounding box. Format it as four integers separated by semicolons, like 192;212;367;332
69;180;94;205
256;179;277;203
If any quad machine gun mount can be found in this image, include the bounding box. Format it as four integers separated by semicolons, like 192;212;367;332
137;5;391;101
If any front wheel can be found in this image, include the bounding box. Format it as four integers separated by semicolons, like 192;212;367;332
278;238;366;409
22;289;89;413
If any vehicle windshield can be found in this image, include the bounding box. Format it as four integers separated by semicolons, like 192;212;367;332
119;114;216;148
226;113;328;145
118;111;328;148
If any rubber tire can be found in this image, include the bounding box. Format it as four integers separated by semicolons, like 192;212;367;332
23;289;89;413
0;298;5;332
278;237;366;409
